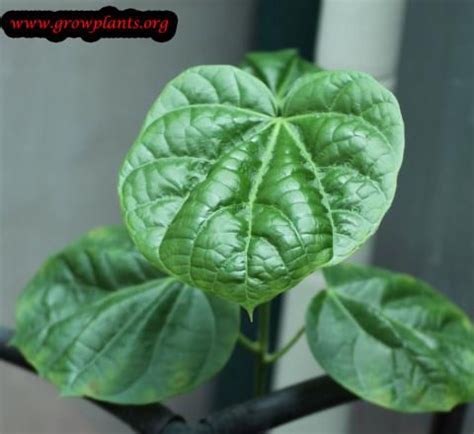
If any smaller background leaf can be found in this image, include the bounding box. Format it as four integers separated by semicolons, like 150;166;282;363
240;49;321;99
306;264;474;412
13;226;240;404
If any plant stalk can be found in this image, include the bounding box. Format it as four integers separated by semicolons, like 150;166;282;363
238;333;260;353
265;326;305;364
255;301;271;396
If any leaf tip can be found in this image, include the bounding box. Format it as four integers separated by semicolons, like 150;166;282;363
244;306;255;322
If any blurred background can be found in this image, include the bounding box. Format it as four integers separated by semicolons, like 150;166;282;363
0;0;472;433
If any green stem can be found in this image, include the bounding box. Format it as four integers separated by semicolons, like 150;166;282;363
265;325;305;364
238;333;260;353
255;302;271;396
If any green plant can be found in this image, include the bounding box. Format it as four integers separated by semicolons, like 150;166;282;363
9;50;474;426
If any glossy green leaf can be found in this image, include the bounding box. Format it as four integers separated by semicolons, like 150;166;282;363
306;264;474;412
240;49;321;98
119;50;404;313
12;226;239;404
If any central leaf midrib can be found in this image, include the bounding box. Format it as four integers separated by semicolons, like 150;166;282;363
242;122;282;303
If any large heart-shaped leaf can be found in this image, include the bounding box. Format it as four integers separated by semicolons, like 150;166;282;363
306;264;474;412
12;226;239;404
119;50;404;313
